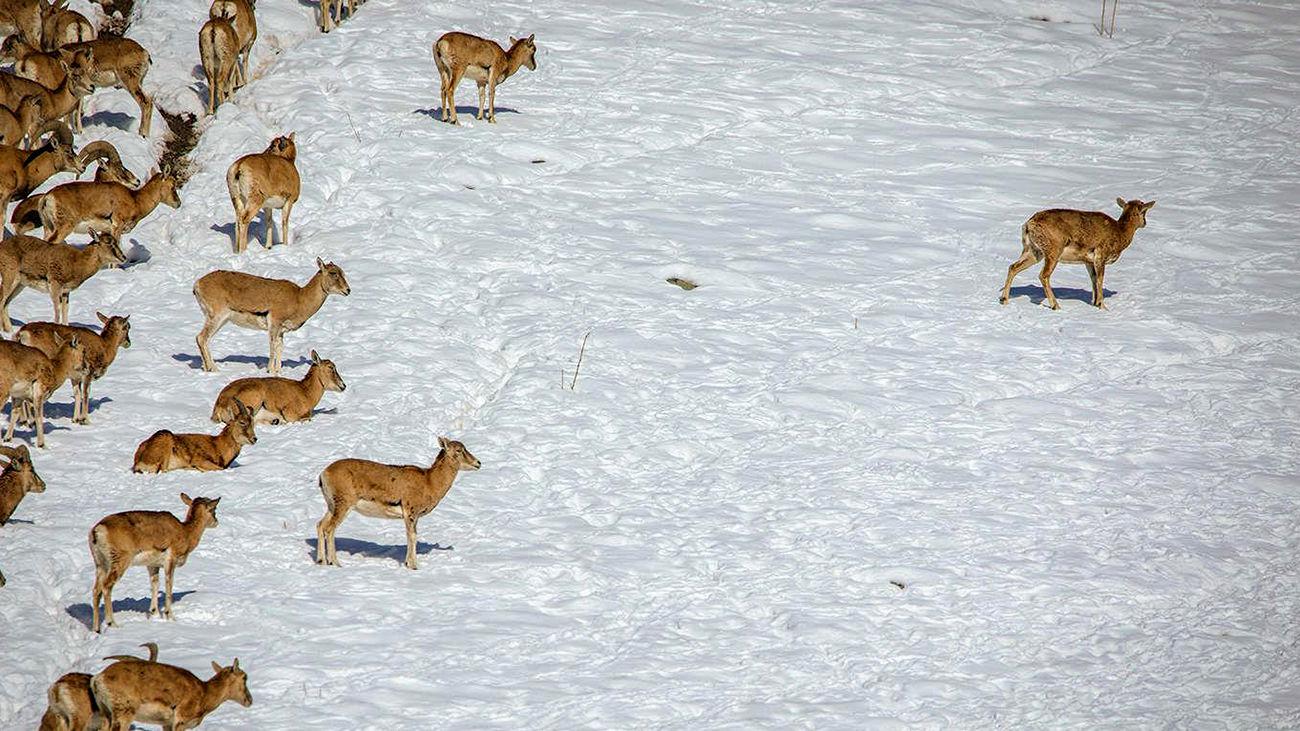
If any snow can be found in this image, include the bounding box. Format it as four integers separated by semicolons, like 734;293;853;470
2;0;1300;726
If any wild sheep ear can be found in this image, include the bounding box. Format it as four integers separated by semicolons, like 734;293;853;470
509;36;518;45
96;311;109;324
212;497;221;506
438;436;451;450
528;33;535;41
232;657;240;670
1143;200;1156;211
181;492;193;505
310;350;320;363
287;132;295;141
212;661;222;674
1116;197;1127;208
316;256;325;270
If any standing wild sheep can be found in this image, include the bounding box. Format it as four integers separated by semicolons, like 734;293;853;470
61;36;156;136
0;121;83;211
199;14;239;115
19;312;131;425
89;493;222;632
433;32;537;125
209;0;256;87
1001;197;1156;310
193;258;350;374
316;437;481;569
225;133;299;253
0;334;84;448
0;231;127;329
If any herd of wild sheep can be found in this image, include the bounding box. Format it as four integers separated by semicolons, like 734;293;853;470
0;0;1154;727
0;0;536;728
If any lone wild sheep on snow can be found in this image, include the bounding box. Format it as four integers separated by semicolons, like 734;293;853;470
1000;197;1155;310
433;31;536;124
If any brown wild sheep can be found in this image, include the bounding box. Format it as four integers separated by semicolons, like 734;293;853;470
89;493;222;632
1001;197;1155;310
316;437;481;569
131;402;256;473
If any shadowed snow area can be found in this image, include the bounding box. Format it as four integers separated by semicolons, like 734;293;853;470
2;0;1299;727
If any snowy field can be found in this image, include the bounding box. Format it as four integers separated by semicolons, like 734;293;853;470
2;0;1300;726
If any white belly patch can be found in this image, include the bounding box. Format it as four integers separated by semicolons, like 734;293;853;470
355;499;404;519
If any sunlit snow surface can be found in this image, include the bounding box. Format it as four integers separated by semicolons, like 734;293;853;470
2;0;1299;727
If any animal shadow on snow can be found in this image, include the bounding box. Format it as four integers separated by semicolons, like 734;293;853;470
210;222;236;240
82;110;135;132
0;417;69;442
210;219;283;248
39;396;111;421
1009;285;1115;306
172;353;312;371
303;537;452;566
65;591;197;630
414;106;520;121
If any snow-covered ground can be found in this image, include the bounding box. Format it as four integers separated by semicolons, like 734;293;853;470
2;0;1299;726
